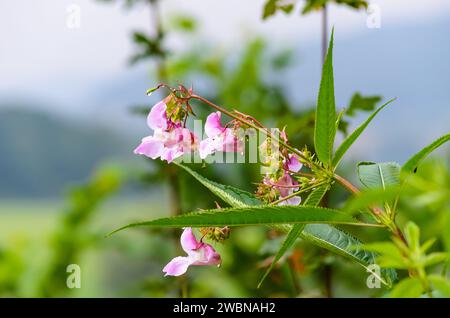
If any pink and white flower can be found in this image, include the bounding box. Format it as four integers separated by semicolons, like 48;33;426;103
163;228;221;277
284;153;302;173
199;111;242;159
134;101;198;163
263;172;301;206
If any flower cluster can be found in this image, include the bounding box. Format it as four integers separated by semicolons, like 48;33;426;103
134;93;309;277
257;131;304;205
134;99;242;163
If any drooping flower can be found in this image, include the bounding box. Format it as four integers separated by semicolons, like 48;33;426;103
199;111;242;159
275;173;302;206
284;153;302;173
134;101;198;163
263;173;301;206
163;228;221;277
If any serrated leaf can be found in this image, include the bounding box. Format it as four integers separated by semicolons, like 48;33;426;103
176;163;262;207
302;224;397;285
314;29;336;166
173;165;396;286
333;99;395;167
402;133;450;174
357;162;401;189
109;205;367;236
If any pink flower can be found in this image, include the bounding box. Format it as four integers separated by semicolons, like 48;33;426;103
163;228;221;277
199;112;242;159
284;153;302;173
264;173;301;206
134;101;198;163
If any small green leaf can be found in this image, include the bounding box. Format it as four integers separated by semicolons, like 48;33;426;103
402;133;450;174
146;86;160;96
333;99;395;167
346;92;382;116
109;206;366;236
389;278;424;298
357;162;401;189
423;253;448;267
405;221;421;251
314;29;336;166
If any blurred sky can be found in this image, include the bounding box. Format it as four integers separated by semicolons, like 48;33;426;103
0;0;449;163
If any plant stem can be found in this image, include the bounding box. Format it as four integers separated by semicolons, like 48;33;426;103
270;181;328;205
333;173;360;194
190;94;320;170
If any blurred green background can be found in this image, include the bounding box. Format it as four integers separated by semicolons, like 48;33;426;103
0;0;449;297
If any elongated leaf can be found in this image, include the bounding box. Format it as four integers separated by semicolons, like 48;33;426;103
314;29;336;166
176;167;396;285
109;206;368;236
258;185;329;288
357;162;401;189
176;163;262;207
402;133;450;174
301;224;396;286
333;99;395;167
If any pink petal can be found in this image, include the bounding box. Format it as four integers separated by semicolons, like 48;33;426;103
199;138;215;159
278;196;302;206
204;112;225;138
180;228;199;253
221;129;240;153
161;146;184;163
162;256;193;276
147;101;168;131
276;173;297;197
202;244;221;266
133;136;164;159
287;154;302;173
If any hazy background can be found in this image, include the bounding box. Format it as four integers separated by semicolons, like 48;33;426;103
1;0;449;198
0;0;449;297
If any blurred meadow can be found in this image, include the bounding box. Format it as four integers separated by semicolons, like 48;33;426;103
0;0;449;297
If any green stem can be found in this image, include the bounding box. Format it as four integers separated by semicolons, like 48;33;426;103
270;181;328;205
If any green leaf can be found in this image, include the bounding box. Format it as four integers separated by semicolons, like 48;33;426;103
314;29;336;166
402;133;450;175
173;165;396;285
357;162;401;189
333;99;395;167
346;92;382;116
423;253;448;267
389;278;424;298
109;206;367;236
302;225;396;285
404;221;421;251
429;275;450;297
257;185;329;288
262;0;295;19
176;163;262;207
